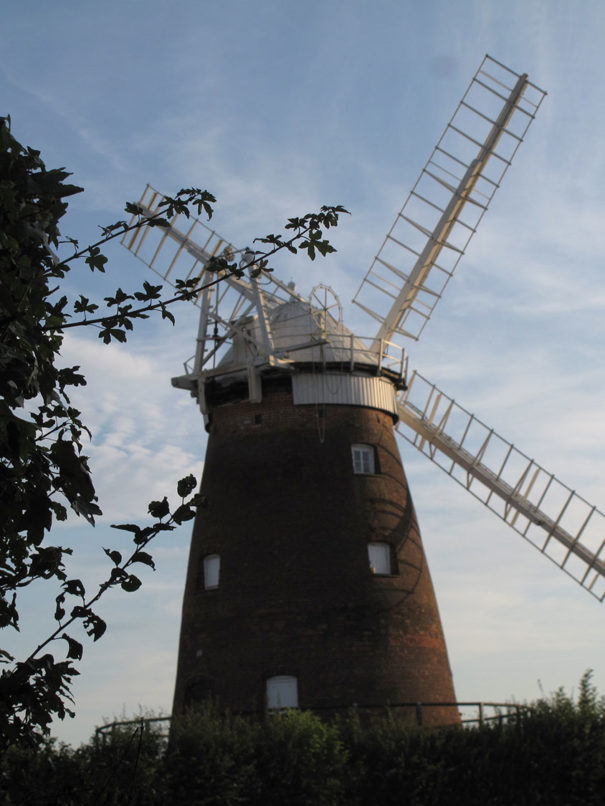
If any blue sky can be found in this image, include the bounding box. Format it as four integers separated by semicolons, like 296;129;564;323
4;0;605;745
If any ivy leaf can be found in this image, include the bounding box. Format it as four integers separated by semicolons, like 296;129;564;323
73;295;99;315
133;281;162;301
99;327;127;344
85;246;108;272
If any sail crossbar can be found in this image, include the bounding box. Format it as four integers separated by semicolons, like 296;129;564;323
397;371;605;601
122;185;306;310
121;185;310;372
353;55;546;347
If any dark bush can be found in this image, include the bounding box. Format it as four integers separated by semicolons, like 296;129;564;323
3;674;605;805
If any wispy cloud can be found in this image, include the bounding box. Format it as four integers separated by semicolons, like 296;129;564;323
59;332;204;523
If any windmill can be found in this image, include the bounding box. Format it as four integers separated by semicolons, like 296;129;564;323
122;56;605;724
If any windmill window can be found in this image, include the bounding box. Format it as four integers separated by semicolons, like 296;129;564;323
266;675;298;710
352;444;375;475
368;542;392;575
203;554;221;589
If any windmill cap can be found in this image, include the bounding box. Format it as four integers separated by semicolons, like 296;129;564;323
221;299;381;369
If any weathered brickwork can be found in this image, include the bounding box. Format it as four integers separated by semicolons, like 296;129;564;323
172;376;458;725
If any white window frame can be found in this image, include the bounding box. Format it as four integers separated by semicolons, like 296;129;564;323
266;675;298;710
368;542;392;575
352;444;375;475
203;554;221;589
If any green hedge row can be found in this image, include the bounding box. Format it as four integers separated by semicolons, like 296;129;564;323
3;675;605;805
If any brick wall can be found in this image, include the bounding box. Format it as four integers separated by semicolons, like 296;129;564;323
172;376;458;725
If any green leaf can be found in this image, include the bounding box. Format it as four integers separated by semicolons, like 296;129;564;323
148;497;170;519
62;634;83;660
83;612;106;641
177;474;197;498
103;548;122;565
161;306;176;325
99;327;127;344
121;574;142;592
63;578;85;598
172;504;195;525
109;567;127;584
111;523;142;535
73;295;99;315
85;245;108;272
124;201;144;215
54;594;65;622
131;551;155;569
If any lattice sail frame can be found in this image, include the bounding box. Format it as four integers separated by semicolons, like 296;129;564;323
353;55;546;346
397;373;605;601
121;187;407;386
121;185;307;376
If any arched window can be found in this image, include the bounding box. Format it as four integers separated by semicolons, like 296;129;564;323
351;444;375;474
368;542;392;575
266;675;298;710
203;554;221;589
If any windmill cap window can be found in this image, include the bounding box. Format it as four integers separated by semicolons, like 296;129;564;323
352;444;376;474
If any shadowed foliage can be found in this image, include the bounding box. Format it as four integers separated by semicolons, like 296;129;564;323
1;673;604;805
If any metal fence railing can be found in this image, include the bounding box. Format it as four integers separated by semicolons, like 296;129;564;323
95;701;533;743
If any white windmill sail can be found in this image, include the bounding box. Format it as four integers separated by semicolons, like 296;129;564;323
352;55;546;347
121;185;307;381
397;372;605;601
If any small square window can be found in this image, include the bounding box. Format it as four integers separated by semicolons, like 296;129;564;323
203;554;220;589
352;444;375;474
266;675;298;710
368;542;392;575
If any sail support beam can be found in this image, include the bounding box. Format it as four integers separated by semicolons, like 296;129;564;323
353;55;546;345
397;372;605;601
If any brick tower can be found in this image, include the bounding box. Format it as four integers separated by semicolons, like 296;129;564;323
172;300;457;724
